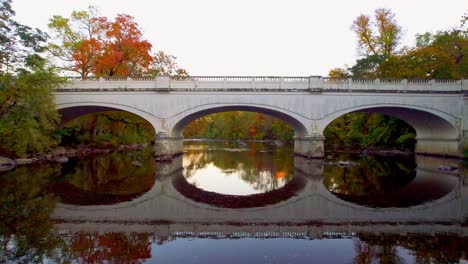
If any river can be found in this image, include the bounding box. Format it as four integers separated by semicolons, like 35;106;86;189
0;141;466;263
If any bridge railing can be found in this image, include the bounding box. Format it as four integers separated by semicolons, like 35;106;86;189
320;77;464;92
60;76;467;92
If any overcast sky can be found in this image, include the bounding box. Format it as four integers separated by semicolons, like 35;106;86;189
12;0;467;76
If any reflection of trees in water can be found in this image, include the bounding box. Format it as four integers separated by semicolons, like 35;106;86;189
68;233;153;263
60;150;155;195
0;166;69;263
63;231;467;263
353;233;467;264
323;155;416;197
353;236;403;264
183;141;294;192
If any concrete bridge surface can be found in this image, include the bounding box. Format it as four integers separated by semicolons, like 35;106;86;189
54;76;468;158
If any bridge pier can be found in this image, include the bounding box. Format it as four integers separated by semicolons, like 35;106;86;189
155;156;183;178
294;134;325;159
415;137;463;158
153;132;183;161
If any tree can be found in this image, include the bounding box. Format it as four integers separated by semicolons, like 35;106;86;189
328;67;351;78
351;8;401;58
48;6;104;78
461;10;467;31
0;0;48;74
0;70;62;155
95;14;152;76
61;111;155;148
349;54;385;78
183;111;294;141
323;9;468;151
380;29;468;79
49;8;153;77
379;46;457;78
149;51;189;78
348;9;402;78
0;0;64;156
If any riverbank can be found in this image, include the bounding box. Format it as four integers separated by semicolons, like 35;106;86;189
326;148;413;158
0;144;147;171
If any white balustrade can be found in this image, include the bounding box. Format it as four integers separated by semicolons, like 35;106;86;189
59;76;467;92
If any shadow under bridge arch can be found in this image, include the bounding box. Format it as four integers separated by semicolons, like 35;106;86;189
170;105;309;137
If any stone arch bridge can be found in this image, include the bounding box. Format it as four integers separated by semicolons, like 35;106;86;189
55;76;468;158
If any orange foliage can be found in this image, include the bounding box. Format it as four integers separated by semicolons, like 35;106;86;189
71;38;102;78
71;233;151;263
275;171;286;179
95;14;153;76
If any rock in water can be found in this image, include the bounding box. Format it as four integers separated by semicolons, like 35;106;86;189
0;157;16;172
56;157;69;163
438;166;457;171
132;161;143;167
15;158;33;165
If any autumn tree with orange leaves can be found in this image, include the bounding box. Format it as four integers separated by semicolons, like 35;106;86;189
94;14;152;76
48;7;105;78
48;7;161;78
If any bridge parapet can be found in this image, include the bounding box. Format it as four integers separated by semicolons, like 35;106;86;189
60;76;467;93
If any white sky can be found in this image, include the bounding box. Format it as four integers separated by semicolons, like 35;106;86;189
12;0;467;76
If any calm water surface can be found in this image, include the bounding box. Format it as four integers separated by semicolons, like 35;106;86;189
0;141;466;263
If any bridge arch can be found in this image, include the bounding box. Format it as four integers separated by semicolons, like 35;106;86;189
56;102;160;130
320;104;461;156
169;104;309;137
321;104;459;138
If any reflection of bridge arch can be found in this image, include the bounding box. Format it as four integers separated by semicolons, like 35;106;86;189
51;157;466;224
172;171;307;208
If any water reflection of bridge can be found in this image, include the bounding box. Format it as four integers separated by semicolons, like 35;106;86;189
52;156;467;235
54;222;467;239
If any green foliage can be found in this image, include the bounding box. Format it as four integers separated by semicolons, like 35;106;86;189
324;9;465;152
324;113;415;151
344;9;467;79
323;155;415;199
0;71;63;156
61;111;155;147
61;151;155;196
0;0;49;74
380;29;468;79
183;112;294;141
351;8;401;58
349;54;385;78
0;0;64;156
